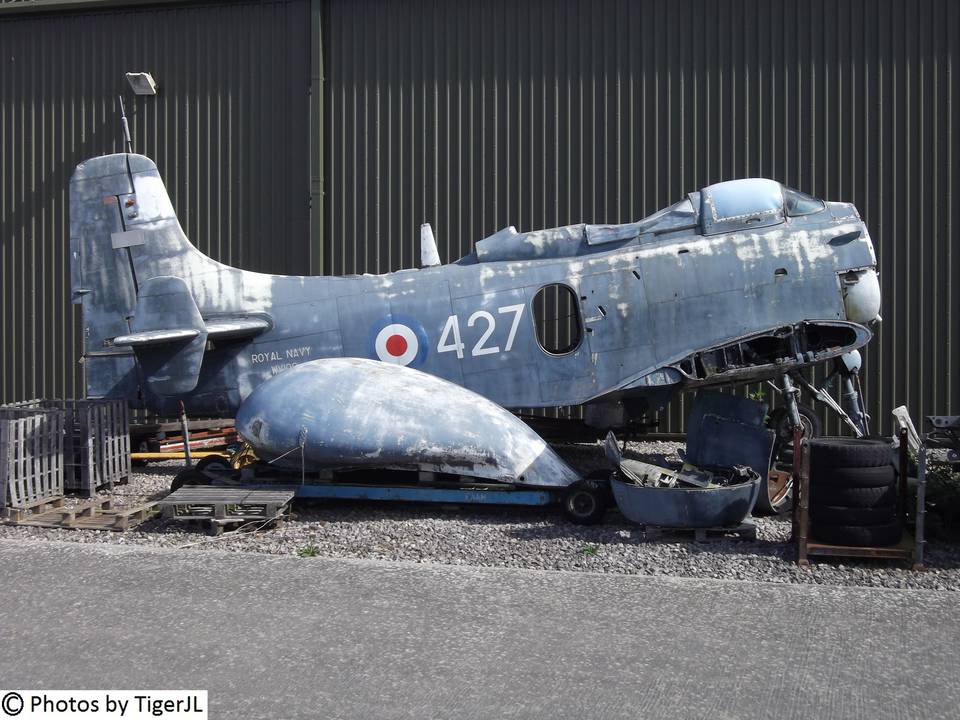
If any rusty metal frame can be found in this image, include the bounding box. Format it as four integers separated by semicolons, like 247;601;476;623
794;427;925;569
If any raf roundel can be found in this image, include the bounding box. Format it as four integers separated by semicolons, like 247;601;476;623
374;323;420;366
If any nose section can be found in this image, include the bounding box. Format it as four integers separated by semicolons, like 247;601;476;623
842;267;881;323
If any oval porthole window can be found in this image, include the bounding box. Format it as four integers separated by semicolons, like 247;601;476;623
532;283;583;355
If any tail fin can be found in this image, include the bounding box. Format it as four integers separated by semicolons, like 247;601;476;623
70;154;214;403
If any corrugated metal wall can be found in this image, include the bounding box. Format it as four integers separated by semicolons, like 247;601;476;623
323;0;960;434
0;0;312;404
3;0;958;436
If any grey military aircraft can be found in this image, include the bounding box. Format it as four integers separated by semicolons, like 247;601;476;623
70;153;880;514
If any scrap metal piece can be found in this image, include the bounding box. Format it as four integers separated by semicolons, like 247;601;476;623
617;459;717;489
684;390;775;485
618;460;681;488
892;406;921;453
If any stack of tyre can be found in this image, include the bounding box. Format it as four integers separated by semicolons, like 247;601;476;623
808;437;903;547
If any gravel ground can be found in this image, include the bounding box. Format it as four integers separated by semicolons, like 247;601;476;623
1;441;957;591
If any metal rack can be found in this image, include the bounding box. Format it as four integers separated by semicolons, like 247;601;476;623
0;406;65;515
793;427;924;569
3;399;130;497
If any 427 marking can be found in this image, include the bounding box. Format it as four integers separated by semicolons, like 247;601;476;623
436;304;524;359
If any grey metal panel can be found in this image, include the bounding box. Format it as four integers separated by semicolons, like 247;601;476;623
322;0;960;434
0;0;311;405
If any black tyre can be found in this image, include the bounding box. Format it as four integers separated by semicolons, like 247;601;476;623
562;482;608;525
810;483;897;509
195;455;232;473
810;464;896;489
170;467;209;493
809;504;898;526
757;404;822;515
809;437;893;469
809;520;903;547
769;404;823;451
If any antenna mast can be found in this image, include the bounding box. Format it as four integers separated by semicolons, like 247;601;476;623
118;95;133;153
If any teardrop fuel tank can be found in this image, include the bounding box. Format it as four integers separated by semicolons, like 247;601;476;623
234;358;582;487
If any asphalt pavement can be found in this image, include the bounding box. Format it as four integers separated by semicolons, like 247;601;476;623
0;539;956;719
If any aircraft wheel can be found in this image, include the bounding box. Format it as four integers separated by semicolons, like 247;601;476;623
756;404;822;515
562;481;608;525
768;404;822;461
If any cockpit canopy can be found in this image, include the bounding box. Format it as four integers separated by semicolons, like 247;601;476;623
466;179;826;263
699;178;824;235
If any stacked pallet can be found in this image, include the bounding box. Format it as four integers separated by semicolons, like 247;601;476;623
0;406;65;516
1;399;145;530
3;399;130;497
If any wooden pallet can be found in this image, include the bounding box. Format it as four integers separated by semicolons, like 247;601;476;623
641;520;758;543
2;494;66;521
157;427;238;453
5;497;159;531
131;421;238;455
159;486;296;535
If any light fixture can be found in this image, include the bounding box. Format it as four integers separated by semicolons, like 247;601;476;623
125;72;158;96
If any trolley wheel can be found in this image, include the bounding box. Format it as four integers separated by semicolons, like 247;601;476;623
562;481;609;525
195;455;232;473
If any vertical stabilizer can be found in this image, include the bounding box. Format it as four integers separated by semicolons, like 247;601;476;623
70;153;210;403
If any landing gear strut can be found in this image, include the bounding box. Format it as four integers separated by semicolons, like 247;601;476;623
757;352;871;514
754;374;812;514
782;351;870;437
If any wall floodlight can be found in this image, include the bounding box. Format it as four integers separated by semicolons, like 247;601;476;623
125;72;158;96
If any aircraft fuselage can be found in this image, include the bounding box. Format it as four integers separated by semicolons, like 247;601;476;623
70;155;879;421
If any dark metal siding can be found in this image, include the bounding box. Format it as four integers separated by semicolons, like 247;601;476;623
323;0;960;433
0;0;312;404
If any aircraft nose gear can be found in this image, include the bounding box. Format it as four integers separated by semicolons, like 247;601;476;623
836;352;870;436
780;373;803;430
772;353;870;438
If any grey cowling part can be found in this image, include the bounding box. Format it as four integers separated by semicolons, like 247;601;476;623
234;358;583;487
684;390;775;483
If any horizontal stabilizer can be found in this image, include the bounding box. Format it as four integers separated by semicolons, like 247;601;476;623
114;328;200;346
114;318;269;346
206;317;270;340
